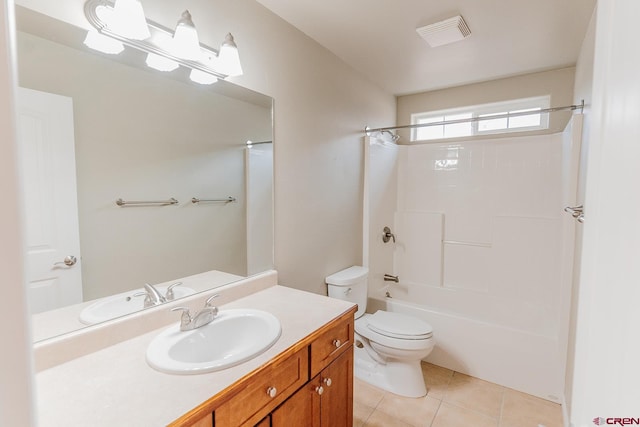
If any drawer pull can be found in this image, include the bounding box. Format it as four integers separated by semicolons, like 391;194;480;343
315;386;324;396
266;386;277;398
323;377;332;387
333;339;341;348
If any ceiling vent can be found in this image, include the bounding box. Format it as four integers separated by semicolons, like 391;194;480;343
416;15;471;47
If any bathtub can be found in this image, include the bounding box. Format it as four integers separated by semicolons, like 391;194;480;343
367;291;564;403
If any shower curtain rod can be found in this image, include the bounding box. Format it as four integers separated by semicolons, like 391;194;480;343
365;100;584;134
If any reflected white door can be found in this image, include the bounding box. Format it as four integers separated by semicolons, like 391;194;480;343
16;87;82;314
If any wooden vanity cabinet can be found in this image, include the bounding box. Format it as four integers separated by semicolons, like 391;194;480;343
172;308;355;427
271;348;353;427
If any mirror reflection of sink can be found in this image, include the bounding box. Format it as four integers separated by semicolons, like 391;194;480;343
78;285;196;325
146;309;281;375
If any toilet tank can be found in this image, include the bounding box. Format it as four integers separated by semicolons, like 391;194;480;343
325;266;368;318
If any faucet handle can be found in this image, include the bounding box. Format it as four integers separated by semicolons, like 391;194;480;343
132;291;153;307
204;294;220;307
165;282;183;300
171;307;193;329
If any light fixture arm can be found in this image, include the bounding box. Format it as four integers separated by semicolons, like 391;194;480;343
84;0;231;80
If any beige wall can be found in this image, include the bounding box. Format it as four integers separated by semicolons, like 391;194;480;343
14;0;397;296
0;1;36;425
396;67;576;143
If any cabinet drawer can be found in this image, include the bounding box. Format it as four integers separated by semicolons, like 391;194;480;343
309;312;354;377
215;347;309;426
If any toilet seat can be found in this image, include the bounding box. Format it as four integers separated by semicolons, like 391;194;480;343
355;312;433;351
366;311;433;340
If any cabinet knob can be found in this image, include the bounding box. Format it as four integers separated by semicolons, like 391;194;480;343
266;387;277;398
333;339;341;348
315;386;324;396
323;377;332;387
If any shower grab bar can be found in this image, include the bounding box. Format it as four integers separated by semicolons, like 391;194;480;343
191;197;236;204
116;198;178;207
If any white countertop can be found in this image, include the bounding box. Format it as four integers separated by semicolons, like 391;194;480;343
35;285;355;427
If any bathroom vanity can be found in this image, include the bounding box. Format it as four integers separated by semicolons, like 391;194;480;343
179;309;354;427
35;279;356;426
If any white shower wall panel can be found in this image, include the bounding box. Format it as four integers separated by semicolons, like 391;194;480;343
393;211;443;287
443;243;491;293
379;133;567;400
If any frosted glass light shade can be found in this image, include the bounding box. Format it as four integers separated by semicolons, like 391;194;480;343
189;69;218;85
172;10;201;61
218;33;243;76
108;0;150;40
83;30;125;54
146;53;179;71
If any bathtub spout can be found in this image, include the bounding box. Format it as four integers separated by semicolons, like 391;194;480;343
384;274;399;283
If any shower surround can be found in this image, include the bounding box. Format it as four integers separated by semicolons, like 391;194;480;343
366;126;580;403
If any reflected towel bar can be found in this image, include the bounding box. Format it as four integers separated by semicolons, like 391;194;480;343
191;197;236;204
116;198;178;207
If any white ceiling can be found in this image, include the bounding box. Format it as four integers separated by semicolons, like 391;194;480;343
254;0;596;96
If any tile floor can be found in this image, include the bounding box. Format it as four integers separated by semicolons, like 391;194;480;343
353;362;563;427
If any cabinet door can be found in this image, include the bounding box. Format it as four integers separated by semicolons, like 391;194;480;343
254;415;271;427
271;379;321;427
272;347;353;427
320;348;353;427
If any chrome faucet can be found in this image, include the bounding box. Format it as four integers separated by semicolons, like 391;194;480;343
383;274;399;283
172;294;220;331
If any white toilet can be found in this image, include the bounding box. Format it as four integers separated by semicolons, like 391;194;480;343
326;266;434;398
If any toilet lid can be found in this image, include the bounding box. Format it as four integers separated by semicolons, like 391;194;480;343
367;311;433;339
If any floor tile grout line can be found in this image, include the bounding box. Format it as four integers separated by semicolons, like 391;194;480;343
427;397;443;427
497;387;506;427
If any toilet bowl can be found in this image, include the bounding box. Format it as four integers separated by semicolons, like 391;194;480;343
325;266;435;397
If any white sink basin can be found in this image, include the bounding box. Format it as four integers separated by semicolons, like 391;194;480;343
79;285;196;325
146;309;281;375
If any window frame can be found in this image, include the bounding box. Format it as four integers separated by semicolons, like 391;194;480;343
410;95;551;142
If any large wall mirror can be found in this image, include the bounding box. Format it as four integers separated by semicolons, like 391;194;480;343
15;6;274;342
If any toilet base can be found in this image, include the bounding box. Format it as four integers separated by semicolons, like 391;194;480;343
354;340;427;398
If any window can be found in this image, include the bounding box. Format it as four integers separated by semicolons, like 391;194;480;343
411;96;550;142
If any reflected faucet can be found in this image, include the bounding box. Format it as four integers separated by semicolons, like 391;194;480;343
134;283;167;308
132;282;182;307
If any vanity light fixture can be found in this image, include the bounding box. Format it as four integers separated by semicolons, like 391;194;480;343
108;0;150;40
83;0;243;84
145;53;179;72
218;33;243;77
83;30;124;54
190;69;218;85
171;10;201;61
